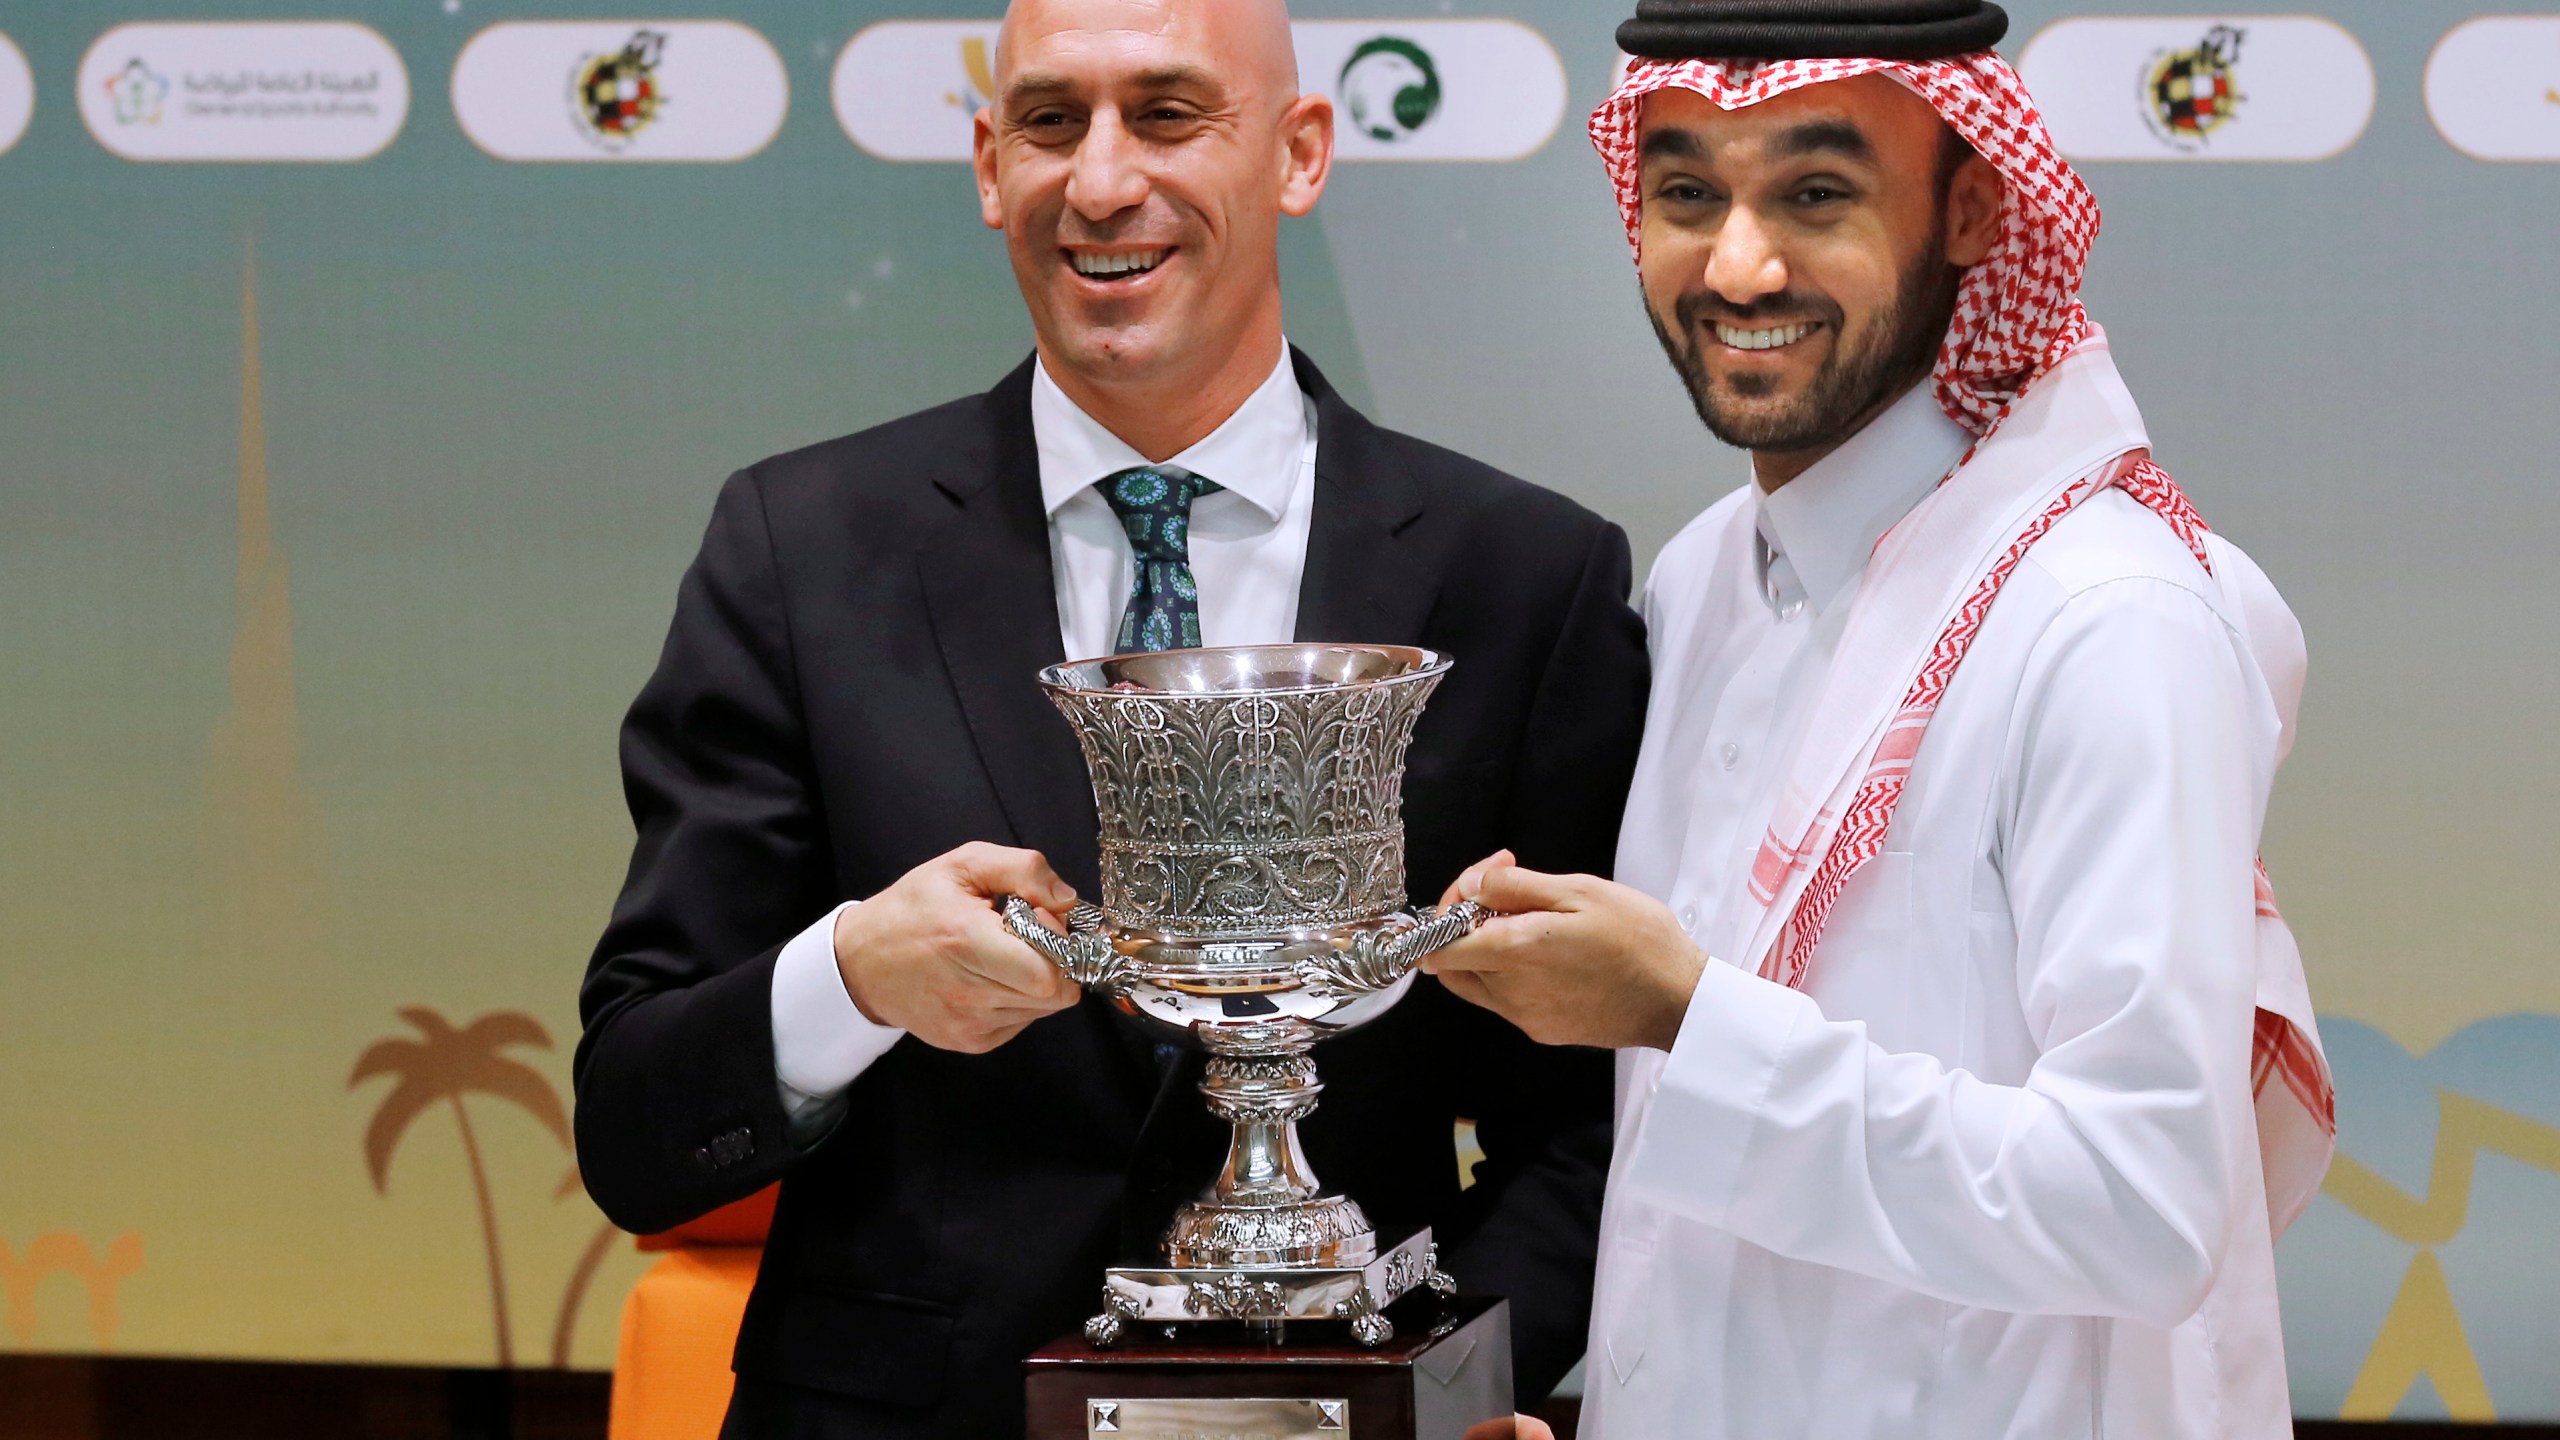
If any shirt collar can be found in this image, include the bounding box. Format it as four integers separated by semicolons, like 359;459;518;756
1753;380;1973;617
1032;343;1306;520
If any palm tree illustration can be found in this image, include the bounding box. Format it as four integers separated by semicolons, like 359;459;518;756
550;1165;624;1369
351;1007;571;1367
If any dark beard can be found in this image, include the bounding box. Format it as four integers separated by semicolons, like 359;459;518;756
1649;234;1961;455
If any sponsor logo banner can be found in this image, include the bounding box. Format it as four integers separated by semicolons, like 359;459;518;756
2426;17;2560;162
1298;20;1564;162
453;20;786;163
2019;15;2372;162
833;18;1563;163
0;31;31;156
832;20;996;162
78;22;407;162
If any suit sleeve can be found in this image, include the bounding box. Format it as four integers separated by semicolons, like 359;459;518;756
1442;518;1650;1399
573;469;834;1235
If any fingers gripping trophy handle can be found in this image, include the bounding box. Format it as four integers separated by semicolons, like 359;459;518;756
1001;897;1134;995
1296;900;1489;995
1390;899;1489;971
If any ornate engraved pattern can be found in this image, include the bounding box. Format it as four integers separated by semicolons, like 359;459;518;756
1003;899;1135;996
1296;901;1486;998
1164;1195;1375;1264
1423;1243;1458;1299
1043;670;1442;937
1184;1273;1289;1320
1376;1240;1459;1310
1383;1244;1425;1300
1084;1286;1142;1347
1198;1054;1321;1126
1332;1287;1393;1348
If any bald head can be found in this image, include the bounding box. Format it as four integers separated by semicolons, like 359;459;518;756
972;0;1333;458
996;0;1299;111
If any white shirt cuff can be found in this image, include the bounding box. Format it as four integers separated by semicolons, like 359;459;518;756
772;901;906;1129
1620;956;1810;1227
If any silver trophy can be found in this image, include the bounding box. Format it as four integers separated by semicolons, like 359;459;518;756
1002;644;1487;1349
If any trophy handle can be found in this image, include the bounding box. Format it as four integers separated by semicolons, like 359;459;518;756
1002;897;1135;995
1294;900;1488;995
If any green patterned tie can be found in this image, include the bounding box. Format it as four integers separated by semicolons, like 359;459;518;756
1097;466;1222;653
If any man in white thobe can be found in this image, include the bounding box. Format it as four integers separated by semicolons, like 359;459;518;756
1429;3;2334;1435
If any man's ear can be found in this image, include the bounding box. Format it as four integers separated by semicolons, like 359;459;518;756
1277;93;1335;218
973;107;1004;230
1943;151;2002;269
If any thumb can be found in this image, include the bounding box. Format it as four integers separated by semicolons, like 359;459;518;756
947;843;1078;912
1441;849;1517;909
1471;863;1584;916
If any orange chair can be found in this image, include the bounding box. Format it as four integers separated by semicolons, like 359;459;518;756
607;1187;776;1440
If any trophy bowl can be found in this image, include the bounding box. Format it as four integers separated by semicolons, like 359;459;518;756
1002;644;1486;1347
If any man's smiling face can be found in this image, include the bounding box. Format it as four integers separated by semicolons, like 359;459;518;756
974;0;1325;394
1635;75;2000;471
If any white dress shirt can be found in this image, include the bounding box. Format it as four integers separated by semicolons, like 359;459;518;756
1582;382;2296;1437
768;344;1319;1127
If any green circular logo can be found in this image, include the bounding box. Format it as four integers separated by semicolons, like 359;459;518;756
1339;36;1441;142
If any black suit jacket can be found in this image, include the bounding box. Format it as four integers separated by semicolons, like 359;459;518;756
574;351;1649;1438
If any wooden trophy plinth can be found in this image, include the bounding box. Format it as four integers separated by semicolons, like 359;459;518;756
1025;1295;1511;1440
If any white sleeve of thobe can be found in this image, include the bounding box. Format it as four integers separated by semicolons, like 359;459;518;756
1620;577;2266;1327
771;900;907;1141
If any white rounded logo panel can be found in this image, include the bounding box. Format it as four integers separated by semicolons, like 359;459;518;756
453;20;787;163
2425;17;2560;162
1297;21;1566;162
2019;15;2372;162
832;18;1564;163
0;31;32;157
78;22;408;162
831;20;998;163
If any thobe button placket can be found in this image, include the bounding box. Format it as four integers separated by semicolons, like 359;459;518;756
1679;903;1699;932
1720;742;1742;770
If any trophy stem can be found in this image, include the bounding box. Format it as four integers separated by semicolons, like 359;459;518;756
1162;1041;1380;1270
1203;1050;1324;1207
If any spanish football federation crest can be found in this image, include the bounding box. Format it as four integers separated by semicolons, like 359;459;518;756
1338;36;1442;144
2142;23;2245;151
572;29;666;150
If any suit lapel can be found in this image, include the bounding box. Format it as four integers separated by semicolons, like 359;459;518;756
914;358;1101;891
1289;350;1440;647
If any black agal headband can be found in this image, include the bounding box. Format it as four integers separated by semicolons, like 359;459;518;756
1618;0;2009;62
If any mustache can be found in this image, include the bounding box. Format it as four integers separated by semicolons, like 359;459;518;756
1674;289;1845;335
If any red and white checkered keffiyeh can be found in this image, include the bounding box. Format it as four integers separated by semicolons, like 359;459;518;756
1591;52;2098;435
1593;56;2336;1224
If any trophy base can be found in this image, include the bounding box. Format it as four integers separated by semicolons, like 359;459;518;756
1085;1228;1456;1348
1026;1294;1511;1440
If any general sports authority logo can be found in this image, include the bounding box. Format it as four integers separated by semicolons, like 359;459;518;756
1339;36;1441;143
2142;23;2245;151
572;28;666;149
105;57;170;126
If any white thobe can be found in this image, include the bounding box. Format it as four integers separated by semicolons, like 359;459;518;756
1583;382;2298;1438
768;344;1320;1129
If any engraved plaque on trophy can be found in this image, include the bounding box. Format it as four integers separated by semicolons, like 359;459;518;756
1005;645;1509;1439
1025;1296;1512;1440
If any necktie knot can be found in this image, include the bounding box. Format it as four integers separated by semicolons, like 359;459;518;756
1100;466;1221;562
1095;466;1221;653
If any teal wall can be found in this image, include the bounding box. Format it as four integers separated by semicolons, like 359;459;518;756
1;0;2553;1418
